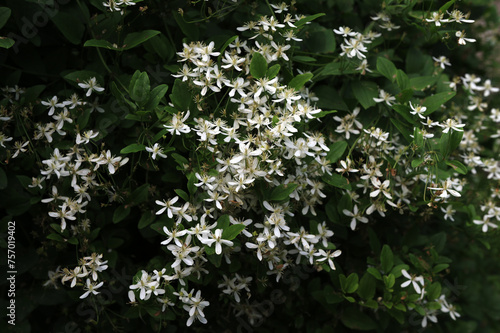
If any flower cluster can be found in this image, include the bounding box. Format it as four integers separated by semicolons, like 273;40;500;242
128;270;209;327
400;269;460;327
59;253;108;299
102;0;137;13
127;5;343;326
424;9;476;45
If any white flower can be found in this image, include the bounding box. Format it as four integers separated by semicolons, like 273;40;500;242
316;249;342;270
78;77;105;97
441;205;456;221
439;118;465;133
155;196;180;217
448;9;474;24
343;205;368;230
41;96;65;116
76;130;99;145
432;56;451;69
473;215;498;232
409;101;427;119
0;132;13;148
80;278;104;299
333;26;357;37
373;89;395;106
428;179;461;198
145;143;167;160
370;178;392;199
475;79;499;97
426;12;449;26
200;229;233;255
456;30;475;45
400;269;424;294
11;141;29;158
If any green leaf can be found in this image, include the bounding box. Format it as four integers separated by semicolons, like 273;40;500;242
445;160;468;175
67;237;79;245
367;267;382;280
352;80;378;109
218;35;238;59
250;52;268;79
396;89;413;104
222;224;245;240
327;141;348;163
0;7;11;30
344;273;359;293
187;172;197;195
84;39;116;49
77;108;92;130
170;79;191;111
377;57;397;82
357;273;376;300
125;114;143;121
410;75;437;91
207;253;222;267
113;205;130;223
266;64;281;79
288;73;313;91
422;91;456;115
396;70;410;90
439;0;456;13
380;245;394;273
313;110;337;118
392;104;417;125
147;35;173;61
47;233;65;242
127;184;150;206
129;71;150;105
174;189;189;202
109;81;136;112
426;282;442;300
216;214;230;230
173;11;199;40
295;13;326;27
411;156;425;168
122;30;161;50
324;285;343;304
292;56;317;63
21;85;45;104
362;299;379;310
322;173;351;190
64;70;102;86
320;62;357;76
390;118;412;143
315;86;349;111
383;274;395;289
304;28;336;53
120;143;145;154
433;263;449;273
138;211;155;229
152;129;169;143
269;183;298;201
439;130;463;158
172;153;188;168
0;37;14;49
391;264;409;278
51;11;85;45
413;126;424;149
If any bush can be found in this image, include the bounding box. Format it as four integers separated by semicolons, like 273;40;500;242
1;0;500;332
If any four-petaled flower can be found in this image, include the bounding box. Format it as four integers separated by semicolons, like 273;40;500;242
78;77;105;97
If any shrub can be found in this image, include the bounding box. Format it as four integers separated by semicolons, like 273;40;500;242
1;0;500;332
